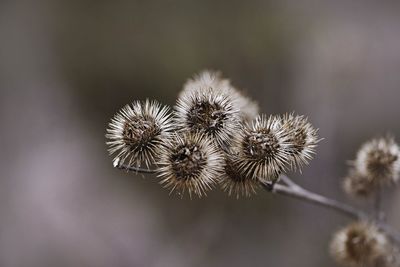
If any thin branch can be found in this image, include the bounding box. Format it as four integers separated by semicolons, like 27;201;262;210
375;186;381;219
263;176;400;245
263;176;281;191
115;165;400;244
263;182;367;219
279;174;303;190
375;186;386;221
116;163;157;174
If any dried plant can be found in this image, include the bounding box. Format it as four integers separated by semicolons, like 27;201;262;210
220;152;260;198
106;100;173;168
106;70;400;266
233;114;294;182
354;137;400;185
281;113;319;171
330;222;390;267
175;86;240;149
158;132;224;198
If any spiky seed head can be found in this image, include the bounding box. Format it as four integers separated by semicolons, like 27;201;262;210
220;153;260;198
175;85;240;148
354;137;400;185
179;70;231;99
234;114;292;182
157;132;224;198
343;169;377;198
179;70;260;122
281;114;319;171
106;100;173;168
234;93;260;122
330;222;389;267
227;87;260;122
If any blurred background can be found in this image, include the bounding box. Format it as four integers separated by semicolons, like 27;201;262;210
1;1;400;266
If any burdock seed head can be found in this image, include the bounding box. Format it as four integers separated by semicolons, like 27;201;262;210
157;132;224;198
232;91;260;123
175;85;240;149
354;136;400;185
234;114;292;182
106;100;173;168
343;169;377;198
330;222;390;267
219;152;260;198
281;113;319;171
179;70;231;99
179;70;259;122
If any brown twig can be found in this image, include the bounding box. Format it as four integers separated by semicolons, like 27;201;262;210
263;175;400;245
263;182;366;219
116;163;157;174
116;163;400;244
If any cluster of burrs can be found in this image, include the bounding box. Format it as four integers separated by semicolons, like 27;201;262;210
106;71;400;266
330;222;396;267
330;137;400;267
343;136;400;197
106;70;319;198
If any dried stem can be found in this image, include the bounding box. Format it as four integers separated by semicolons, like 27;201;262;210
263;180;366;219
264;175;400;245
116;163;400;244
374;185;386;222
116;163;157;174
279;174;303;191
375;186;382;219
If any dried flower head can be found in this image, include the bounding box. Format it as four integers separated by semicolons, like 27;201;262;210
281;114;319;171
231;90;260;122
234;114;292;182
179;70;231;99
157;132;224;198
175;85;240;148
179;70;259;122
106;100;173;168
220;153;260;198
330;222;389;267
343;169;377;198
354;137;400;185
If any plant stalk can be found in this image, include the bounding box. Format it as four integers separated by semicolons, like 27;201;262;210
116;163;400;244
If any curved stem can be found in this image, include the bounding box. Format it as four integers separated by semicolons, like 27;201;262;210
375;186;386;221
279;175;303;190
264;183;367;219
116;163;157;174
263;176;400;245
115;164;400;244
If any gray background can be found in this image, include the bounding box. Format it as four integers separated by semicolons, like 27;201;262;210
1;1;400;266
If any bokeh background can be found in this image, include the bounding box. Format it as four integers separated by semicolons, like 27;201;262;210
1;1;400;266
